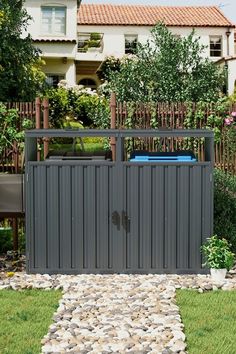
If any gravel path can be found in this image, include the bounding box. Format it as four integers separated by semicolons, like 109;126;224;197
1;271;236;353
42;275;185;354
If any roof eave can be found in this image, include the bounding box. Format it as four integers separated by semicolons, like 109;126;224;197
77;23;235;27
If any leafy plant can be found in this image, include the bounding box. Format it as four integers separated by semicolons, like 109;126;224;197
223;111;236;155
214;169;236;252
0;227;12;253
0;0;46;101
44;86;110;129
90;32;101;41
183;96;232;143
97;56;121;82
88;39;100;48
0;103;33;154
201;235;235;270
106;23;226;102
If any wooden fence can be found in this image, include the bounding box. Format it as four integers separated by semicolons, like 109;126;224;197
110;93;236;175
0;98;49;173
1;95;236;174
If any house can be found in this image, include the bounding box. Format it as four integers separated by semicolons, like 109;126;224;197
77;4;235;93
24;0;80;86
24;2;236;94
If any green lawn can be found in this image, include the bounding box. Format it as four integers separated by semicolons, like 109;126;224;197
176;290;236;354
0;289;61;354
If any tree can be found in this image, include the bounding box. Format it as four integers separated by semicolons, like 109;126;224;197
0;0;45;101
107;23;226;102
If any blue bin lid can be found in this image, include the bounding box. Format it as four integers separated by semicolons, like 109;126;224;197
129;150;197;162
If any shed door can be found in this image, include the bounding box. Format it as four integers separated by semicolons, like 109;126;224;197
123;164;212;272
27;163;124;272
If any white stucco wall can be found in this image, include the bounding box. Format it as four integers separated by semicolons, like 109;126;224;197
35;42;77;58
42;58;76;85
24;0;77;40
228;60;236;94
24;0;77;84
77;25;235;61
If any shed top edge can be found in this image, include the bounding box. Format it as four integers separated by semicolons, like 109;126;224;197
25;129;214;138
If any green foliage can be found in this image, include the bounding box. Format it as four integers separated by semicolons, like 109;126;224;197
97;56;121;82
45;87;71;128
107;23;226;102
90;32;101;41
223;111;236;154
0;228;12;253
0;0;46;101
214;169;236;251
45;86;110;129
0;103;33;154
184;96;231;142
88;39;100;48
201;235;235;270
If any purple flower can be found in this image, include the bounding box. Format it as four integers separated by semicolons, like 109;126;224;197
231;112;236;118
225;117;234;126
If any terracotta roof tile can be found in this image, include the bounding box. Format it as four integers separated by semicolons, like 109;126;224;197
78;4;234;27
33;39;76;43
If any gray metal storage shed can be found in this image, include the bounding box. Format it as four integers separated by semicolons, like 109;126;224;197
25;129;214;274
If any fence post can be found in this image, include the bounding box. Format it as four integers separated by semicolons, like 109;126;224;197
13;141;19;174
42;98;49;159
35;97;41;161
110;92;116;161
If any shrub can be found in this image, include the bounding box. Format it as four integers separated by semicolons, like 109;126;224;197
0;103;33;154
44;85;110;129
214;169;236;252
0;228;12;253
97;56;121;82
107;23;226;102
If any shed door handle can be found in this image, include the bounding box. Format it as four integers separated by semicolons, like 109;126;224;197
122;210;130;233
112;211;120;230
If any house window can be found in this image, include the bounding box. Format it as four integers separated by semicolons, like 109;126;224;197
210;36;222;57
125;35;138;54
78;78;97;90
46;74;65;87
41;7;66;36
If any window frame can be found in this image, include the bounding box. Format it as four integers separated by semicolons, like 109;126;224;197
78;78;97;90
41;6;67;37
209;35;223;58
124;34;138;54
45;73;65;88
